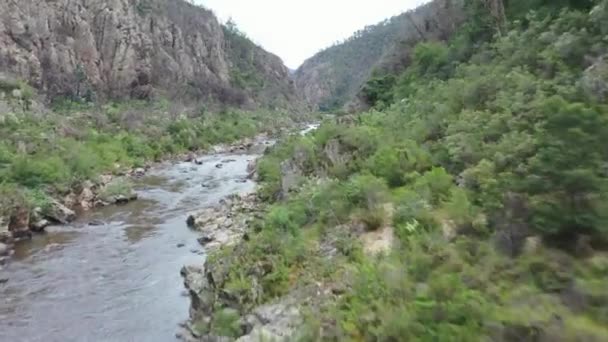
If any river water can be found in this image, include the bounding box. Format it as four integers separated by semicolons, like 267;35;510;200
0;148;263;342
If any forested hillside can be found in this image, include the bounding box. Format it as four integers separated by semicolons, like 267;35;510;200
295;0;465;111
188;1;608;340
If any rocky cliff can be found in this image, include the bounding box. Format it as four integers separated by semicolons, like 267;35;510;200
0;0;299;109
295;0;465;111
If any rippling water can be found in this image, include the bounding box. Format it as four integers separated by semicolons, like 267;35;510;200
0;152;258;342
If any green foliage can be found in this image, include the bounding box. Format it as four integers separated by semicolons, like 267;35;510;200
0;100;287;216
210;308;242;338
525;97;608;237
243;3;608;341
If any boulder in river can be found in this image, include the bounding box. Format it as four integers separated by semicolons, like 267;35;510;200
215;163;224;169
30;218;51;232
115;193;138;205
47;199;77;224
132;168;146;178
88;220;105;227
197;236;214;246
185;153;196;163
186;215;196;228
0;242;9;256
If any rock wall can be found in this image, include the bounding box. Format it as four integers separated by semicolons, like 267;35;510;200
294;0;465;111
0;0;300;109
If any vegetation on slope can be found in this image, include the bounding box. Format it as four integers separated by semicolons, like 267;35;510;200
200;1;608;340
0;88;293;221
295;0;465;112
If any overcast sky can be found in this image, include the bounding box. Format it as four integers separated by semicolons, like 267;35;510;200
196;0;429;69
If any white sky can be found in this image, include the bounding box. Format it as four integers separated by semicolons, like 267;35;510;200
196;0;430;69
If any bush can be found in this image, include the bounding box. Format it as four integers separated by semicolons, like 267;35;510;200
412;167;454;206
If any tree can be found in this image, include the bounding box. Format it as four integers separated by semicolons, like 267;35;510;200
525;97;608;238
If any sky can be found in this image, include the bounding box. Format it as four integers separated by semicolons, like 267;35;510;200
196;0;429;69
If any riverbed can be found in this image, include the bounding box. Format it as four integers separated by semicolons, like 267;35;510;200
0;150;260;342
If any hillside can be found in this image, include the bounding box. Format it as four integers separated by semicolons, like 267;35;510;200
183;1;608;340
0;0;299;109
295;0;465;111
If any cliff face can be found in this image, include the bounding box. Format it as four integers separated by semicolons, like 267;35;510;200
295;0;465;111
0;0;299;109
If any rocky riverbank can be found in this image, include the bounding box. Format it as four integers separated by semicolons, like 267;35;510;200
178;124;325;341
0;134;271;262
180;194;307;342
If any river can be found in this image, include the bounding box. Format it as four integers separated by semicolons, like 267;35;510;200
0;144;266;342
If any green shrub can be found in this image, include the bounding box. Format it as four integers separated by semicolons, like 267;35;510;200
412;167;454;205
210;308;241;338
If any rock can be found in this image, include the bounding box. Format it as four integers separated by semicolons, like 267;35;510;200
222;159;237;163
30;219;51;232
236;301;302;342
247;160;257;173
0;0;300;108
0;217;11;243
0;277;8;285
186;215;196;228
194;159;203;165
99;175;114;186
185;153;196;163
115;193;138;205
88;220;105;226
133;168;146;177
235;178;248;183
177;243;186;248
47;200;76;224
215;163;224;169
78;185;96;210
0;242;9;256
198;236;215;245
8;207;30;239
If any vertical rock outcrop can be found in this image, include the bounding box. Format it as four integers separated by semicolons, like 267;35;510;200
0;0;300;108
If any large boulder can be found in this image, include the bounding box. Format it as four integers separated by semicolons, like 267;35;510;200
29;207;51;232
47;199;76;224
77;180;97;210
8;207;31;240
